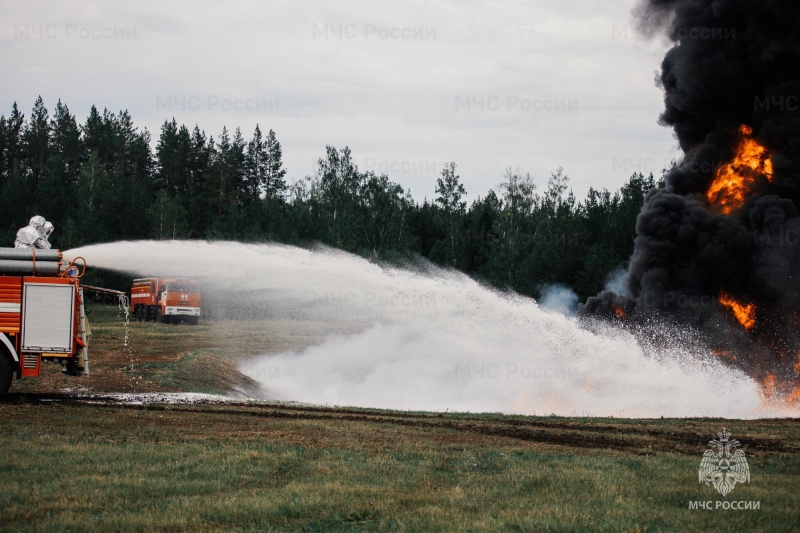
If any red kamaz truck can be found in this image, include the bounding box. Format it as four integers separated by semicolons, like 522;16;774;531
130;277;201;324
0;247;89;395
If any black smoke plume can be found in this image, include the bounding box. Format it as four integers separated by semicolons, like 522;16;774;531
581;0;800;396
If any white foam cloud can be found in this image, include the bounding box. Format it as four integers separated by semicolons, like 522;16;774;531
65;240;784;418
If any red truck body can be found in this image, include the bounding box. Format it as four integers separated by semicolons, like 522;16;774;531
0;248;89;394
130;277;201;324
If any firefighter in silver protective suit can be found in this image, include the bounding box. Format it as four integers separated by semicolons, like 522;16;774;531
14;215;53;249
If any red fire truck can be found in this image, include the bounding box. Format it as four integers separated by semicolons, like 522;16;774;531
130;277;201;324
0;247;89;395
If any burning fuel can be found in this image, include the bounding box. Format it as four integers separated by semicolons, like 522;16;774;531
583;0;800;406
718;292;756;331
706;125;774;215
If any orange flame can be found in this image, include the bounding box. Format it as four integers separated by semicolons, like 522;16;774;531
719;292;756;330
712;349;736;362
760;374;777;400
613;305;627;321
756;373;800;415
706;125;773;214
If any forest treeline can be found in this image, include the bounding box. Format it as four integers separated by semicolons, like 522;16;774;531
0;97;663;300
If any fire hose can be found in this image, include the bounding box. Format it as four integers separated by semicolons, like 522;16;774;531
81;285;127;298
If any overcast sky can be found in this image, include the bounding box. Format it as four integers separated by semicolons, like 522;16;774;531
2;0;680;202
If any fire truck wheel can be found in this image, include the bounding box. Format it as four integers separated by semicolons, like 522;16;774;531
0;354;13;395
187;317;199;326
136;306;144;322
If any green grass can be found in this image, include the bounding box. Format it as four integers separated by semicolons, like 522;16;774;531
1;403;797;532
1;304;798;531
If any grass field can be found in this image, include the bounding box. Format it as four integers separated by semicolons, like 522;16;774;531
1;304;798;531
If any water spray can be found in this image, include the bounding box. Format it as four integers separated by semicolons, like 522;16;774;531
82;285;131;350
65;240;794;418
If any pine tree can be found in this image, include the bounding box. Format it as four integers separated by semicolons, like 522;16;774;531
155;119;178;190
210;126;230;220
124;118;155;240
205;126;246;232
187;126;211;236
264;129;287;199
50;100;83;173
0;103;28;236
82;105;103;157
434;162;466;266
463;190;502;280
39;100;82;245
155;119;191;195
230;127;246;210
4;103;26;184
244;124;266;203
22;96;50;205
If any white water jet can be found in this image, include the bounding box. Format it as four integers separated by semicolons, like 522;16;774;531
66;240;788;418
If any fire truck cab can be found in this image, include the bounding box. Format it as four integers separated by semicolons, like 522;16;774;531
130;277;201;325
0;247;89;395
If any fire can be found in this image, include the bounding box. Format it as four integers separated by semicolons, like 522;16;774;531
719;292;756;330
760;374;777;400
706;125;773;214
613;305;627;321
712;349;736;362
755;373;800;416
790;388;800;403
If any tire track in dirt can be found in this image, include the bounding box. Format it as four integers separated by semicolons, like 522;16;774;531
5;392;797;456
